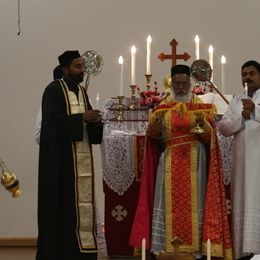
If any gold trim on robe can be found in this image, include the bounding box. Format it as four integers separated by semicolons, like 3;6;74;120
164;109;200;253
59;80;97;253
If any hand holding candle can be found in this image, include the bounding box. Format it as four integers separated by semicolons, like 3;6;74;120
146;35;152;75
118;56;124;96
245;82;248;97
131;45;136;85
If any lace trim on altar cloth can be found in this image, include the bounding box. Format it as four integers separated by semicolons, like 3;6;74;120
101;135;136;195
101;98;149;195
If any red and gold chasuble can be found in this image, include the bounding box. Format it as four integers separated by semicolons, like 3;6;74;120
130;102;233;260
163;106;201;252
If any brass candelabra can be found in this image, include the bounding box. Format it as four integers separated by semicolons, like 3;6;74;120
129;85;137;110
145;74;152;90
0;158;22;198
116;96;125;121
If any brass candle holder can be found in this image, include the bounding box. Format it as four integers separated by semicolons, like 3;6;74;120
0;158;22;198
145;74;152;90
116;96;125;121
129;85;137;110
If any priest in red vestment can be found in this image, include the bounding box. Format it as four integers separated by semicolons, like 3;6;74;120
129;65;233;259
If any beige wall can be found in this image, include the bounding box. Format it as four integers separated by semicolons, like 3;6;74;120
0;0;259;238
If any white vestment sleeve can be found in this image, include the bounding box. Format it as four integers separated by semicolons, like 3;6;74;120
35;106;42;145
218;96;244;137
252;104;260;122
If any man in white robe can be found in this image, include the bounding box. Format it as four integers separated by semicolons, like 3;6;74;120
219;60;260;259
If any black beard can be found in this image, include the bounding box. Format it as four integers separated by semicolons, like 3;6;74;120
245;79;253;84
70;73;84;84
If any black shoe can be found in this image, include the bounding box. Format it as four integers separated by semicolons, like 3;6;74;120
238;253;254;260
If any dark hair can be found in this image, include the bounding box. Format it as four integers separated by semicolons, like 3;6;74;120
241;60;260;73
53;65;63;80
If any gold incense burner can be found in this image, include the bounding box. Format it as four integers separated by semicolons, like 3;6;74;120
0;159;22;198
191;112;205;134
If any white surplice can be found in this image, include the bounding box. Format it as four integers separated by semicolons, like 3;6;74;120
219;89;260;259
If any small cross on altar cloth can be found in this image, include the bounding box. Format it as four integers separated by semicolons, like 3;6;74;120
158;39;191;66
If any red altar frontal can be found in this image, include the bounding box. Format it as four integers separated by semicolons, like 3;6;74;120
101;98;149;256
101;97;233;257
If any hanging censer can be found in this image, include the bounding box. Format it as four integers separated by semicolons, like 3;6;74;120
0;158;22;198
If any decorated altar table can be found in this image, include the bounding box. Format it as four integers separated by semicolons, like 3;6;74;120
101;97;233;257
101;97;149;256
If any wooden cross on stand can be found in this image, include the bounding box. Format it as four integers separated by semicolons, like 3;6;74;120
158;39;191;66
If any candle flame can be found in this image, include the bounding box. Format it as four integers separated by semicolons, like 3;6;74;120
221;55;226;64
118;56;123;64
131;45;136;54
195;35;199;43
209;45;213;53
147;35;152;43
96;93;99;101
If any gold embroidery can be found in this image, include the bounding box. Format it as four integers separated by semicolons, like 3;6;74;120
60;81;97;252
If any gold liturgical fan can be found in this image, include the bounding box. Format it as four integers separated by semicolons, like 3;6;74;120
191;59;229;105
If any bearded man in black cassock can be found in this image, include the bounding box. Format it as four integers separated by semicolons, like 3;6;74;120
36;50;103;260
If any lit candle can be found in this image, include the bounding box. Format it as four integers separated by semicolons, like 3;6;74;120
195;35;200;60
96;93;99;108
221;55;226;94
207;239;211;260
208;45;214;81
142;238;146;260
245;82;248;97
118;56;124;96
131;45;136;85
146;35;152;75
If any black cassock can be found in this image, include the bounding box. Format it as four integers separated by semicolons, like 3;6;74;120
36;79;103;260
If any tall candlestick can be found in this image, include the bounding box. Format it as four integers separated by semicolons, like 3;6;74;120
96;92;100;108
245;82;248;97
207;239;211;260
221;55;226;94
208;45;214;81
146;35;152;75
142;238;146;260
131;45;136;85
118;56;124;96
195;35;200;60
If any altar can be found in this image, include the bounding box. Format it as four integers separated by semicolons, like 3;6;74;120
101;96;233;258
101;97;149;256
